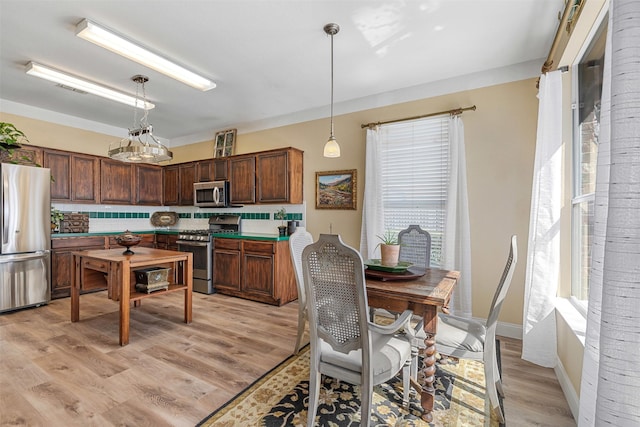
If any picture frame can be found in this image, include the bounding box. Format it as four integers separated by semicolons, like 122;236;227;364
214;129;237;158
315;169;357;210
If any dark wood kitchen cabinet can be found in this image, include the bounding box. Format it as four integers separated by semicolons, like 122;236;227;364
155;233;179;250
44;149;100;203
0;143;43;166
213;238;296;306
99;159;133;204
134;163;163;205
196;158;228;182
163;165;179;206
51;236;107;299
179;162;196;205
229;155;256;204
256;147;303;204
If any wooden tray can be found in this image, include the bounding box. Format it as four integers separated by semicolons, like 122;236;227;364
364;267;426;281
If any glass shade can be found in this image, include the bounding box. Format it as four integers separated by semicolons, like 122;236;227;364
323;136;340;158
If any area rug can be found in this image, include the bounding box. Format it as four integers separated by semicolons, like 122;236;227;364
197;346;501;427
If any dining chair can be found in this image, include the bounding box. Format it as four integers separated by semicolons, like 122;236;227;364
302;234;414;427
433;234;517;423
288;226;314;355
398;224;432;268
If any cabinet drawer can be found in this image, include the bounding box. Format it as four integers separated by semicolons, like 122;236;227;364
52;236;105;249
243;240;275;254
82;258;109;273
215;238;241;250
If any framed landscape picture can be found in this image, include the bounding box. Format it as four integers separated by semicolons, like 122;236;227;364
316;169;357;210
214;129;237;158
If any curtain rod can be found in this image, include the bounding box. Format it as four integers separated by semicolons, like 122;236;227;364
541;0;577;74
360;105;476;129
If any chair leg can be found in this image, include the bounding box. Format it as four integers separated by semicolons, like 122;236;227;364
307;370;321;427
294;311;305;354
361;378;372;427
484;355;505;424
402;358;411;407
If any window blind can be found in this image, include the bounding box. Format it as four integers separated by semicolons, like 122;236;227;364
379;117;450;266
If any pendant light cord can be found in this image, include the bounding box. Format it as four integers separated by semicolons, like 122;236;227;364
330;31;334;138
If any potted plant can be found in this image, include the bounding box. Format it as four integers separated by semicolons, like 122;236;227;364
0;122;32;164
275;207;288;237
376;230;400;266
51;207;64;233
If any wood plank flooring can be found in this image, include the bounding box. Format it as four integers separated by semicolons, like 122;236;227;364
0;292;575;426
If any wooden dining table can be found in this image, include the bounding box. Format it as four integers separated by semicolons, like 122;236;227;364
365;267;459;423
70;247;193;346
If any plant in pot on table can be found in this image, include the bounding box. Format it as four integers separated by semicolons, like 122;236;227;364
275;207;288;237
51;207;64;233
376;230;400;267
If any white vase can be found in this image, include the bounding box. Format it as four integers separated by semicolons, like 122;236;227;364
380;244;400;266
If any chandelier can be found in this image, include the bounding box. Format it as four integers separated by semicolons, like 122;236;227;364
108;75;173;163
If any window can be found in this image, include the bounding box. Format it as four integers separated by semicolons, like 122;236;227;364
571;18;607;303
379;117;450;267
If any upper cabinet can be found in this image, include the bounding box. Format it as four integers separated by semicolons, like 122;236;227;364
229;155;256;204
196;158;227;182
134;163;163;205
178;162;196;206
44;149;100;203
0;143;43;166
99;159;133;204
163;165;179;206
256;148;303;204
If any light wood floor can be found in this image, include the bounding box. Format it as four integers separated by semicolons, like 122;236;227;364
0;292;575;426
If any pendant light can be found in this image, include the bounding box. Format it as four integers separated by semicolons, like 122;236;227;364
323;23;340;158
108;75;173;163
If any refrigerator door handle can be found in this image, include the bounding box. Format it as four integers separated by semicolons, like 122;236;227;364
0;250;50;263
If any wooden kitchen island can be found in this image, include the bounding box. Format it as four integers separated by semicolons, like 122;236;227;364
70;247;193;346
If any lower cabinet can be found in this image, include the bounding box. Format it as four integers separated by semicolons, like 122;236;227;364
51;236;107;299
213;238;296;306
155;234;179;251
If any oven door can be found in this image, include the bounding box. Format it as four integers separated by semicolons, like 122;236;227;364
176;240;212;282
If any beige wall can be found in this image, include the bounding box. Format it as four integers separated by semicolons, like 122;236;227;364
2;77;539;325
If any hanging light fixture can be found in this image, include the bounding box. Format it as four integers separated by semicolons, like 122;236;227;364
108;75;173;163
323;23;340;158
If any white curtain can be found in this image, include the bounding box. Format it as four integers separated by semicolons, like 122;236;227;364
579;1;640;425
443;115;472;318
521;70;563;367
360;127;385;260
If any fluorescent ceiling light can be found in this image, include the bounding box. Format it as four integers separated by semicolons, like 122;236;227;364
25;62;154;109
76;19;216;91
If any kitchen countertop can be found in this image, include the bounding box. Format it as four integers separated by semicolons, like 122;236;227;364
52;230;288;241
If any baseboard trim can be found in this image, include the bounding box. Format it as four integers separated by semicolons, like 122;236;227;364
554;356;580;420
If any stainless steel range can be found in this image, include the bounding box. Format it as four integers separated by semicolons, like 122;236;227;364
176;214;241;294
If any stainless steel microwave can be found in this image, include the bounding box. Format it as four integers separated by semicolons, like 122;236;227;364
194;180;230;208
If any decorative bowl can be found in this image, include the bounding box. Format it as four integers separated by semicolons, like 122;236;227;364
115;230;141;255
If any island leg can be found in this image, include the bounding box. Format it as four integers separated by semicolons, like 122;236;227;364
71;254;80;322
119;260;130;346
184;254;193;324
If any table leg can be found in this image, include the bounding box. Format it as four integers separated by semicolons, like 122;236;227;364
184;255;193;324
119;260;130;346
71;254;80;322
419;307;438;423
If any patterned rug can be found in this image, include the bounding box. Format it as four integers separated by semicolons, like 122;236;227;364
197;346;501;427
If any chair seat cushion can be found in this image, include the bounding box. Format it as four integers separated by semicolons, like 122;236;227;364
435;313;486;358
320;332;411;384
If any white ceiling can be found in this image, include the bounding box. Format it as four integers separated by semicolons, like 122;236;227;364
0;0;563;146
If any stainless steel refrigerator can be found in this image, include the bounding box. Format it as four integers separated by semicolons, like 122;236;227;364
0;163;51;313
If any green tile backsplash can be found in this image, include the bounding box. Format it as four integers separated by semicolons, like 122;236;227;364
77;211;295;221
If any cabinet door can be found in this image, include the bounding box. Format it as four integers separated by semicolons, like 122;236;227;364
163;165;179;206
229;155;256;204
51;249;73;299
179;163;196;205
242;240;275;298
135;164;163;205
214;249;241;291
196;160;214;182
256;148;303;204
100;159;133;204
44;150;71;201
0;143;43;166
214;159;228;180
71;154;100;203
